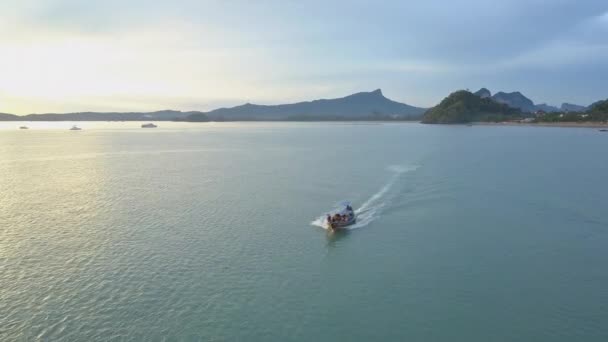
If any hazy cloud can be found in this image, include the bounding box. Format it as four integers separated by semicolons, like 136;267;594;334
0;0;607;113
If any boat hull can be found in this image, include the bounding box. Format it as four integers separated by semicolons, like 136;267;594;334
328;217;356;230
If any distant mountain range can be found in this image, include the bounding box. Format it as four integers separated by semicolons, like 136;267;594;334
0;89;426;122
195;89;425;121
0;110;197;121
0;113;17;120
474;88;587;113
560;103;587;112
492;91;537;112
0;88;599;122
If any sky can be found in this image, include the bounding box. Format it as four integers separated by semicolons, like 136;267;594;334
0;0;607;114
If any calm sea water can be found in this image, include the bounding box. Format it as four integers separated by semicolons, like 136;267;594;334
1;122;608;341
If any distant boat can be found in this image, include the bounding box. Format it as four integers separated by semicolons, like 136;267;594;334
599;129;608;132
141;123;158;128
19;126;29;129
70;125;82;131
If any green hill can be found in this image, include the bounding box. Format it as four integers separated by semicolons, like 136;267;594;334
422;90;521;124
588;99;608;121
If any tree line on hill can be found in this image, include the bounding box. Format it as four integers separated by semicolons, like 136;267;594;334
421;88;607;124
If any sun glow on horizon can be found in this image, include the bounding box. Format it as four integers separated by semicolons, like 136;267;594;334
0;23;273;114
1;1;607;114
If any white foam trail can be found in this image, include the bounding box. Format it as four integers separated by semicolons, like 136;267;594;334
312;164;419;230
311;216;328;229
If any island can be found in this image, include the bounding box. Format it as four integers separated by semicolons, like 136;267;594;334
421;90;521;124
422;88;607;125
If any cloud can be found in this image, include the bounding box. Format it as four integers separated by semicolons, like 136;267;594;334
1;0;607;113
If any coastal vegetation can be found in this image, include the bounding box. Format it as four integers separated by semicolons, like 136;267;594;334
421;90;521;124
533;99;607;123
423;88;607;124
588;99;608;121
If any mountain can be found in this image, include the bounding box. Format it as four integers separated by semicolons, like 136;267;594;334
491;91;536;112
22;110;195;121
473;88;563;113
2;89;596;122
561;103;587;112
422;90;521;124
474;88;491;98
0;113;18;120
589;100;604;109
185;113;210;122
0;90;425;122
0;110;199;121
191;89;426;121
533;103;560;113
589;99;608;113
587;99;608;121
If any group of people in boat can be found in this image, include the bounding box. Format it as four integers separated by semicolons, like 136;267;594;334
326;205;354;224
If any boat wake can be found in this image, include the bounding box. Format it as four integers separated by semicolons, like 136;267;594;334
312;164;419;230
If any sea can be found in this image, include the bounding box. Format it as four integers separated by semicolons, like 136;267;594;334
1;121;607;341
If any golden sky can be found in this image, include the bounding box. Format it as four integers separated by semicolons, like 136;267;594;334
1;1;606;114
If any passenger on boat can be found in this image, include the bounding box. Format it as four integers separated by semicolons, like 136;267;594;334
327;214;332;223
346;205;353;211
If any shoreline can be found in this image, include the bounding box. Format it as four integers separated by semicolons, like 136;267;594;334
473;121;608;128
3;120;608;129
